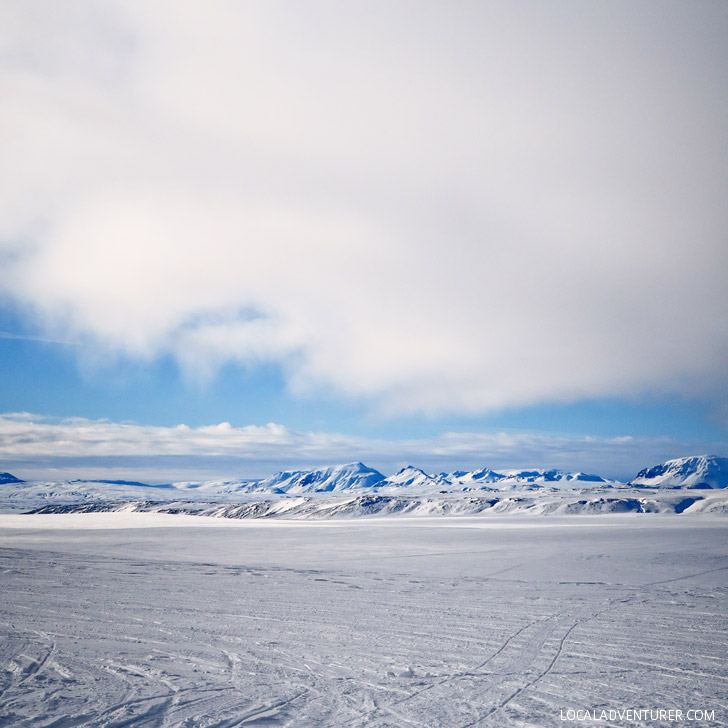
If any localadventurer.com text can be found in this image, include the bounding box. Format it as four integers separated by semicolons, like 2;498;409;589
560;709;715;722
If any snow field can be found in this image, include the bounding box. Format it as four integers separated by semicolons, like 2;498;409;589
0;518;726;727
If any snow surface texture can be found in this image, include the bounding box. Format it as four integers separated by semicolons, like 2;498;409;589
0;516;726;727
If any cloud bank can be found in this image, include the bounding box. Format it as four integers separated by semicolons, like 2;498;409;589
1;2;727;417
1;413;725;483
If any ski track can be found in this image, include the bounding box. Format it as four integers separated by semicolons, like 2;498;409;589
0;520;726;727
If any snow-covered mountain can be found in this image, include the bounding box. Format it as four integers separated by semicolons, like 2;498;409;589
379;466;443;489
252;462;385;494
630;455;728;489
377;467;612;492
493;469;612;490
0;478;183;512
446;467;503;487
0;472;24;484
3;456;727;513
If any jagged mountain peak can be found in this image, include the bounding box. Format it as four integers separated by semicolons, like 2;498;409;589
394;465;427;475
446;467;503;484
380;466;438;489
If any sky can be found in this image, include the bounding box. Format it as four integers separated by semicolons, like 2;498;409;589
1;1;727;482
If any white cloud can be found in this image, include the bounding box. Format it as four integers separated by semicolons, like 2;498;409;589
1;413;725;483
1;2;727;416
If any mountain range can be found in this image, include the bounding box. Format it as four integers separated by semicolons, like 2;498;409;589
1;455;726;503
223;456;727;494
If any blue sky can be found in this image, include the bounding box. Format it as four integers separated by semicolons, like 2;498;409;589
1;1;727;481
1;322;725;443
2;316;726;482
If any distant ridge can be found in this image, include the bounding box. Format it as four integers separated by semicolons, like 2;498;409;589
70;479;166;488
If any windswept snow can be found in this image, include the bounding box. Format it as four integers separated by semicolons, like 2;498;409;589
0;517;726;727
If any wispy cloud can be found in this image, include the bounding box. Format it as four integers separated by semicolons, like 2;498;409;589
1;3;727;418
1;413;725;483
0;331;74;345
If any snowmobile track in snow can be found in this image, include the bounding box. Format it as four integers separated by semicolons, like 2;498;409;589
1;517;726;727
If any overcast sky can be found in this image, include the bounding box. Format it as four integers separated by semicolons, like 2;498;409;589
1;1;727;479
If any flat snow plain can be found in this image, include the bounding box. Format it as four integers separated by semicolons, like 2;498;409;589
1;515;726;727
